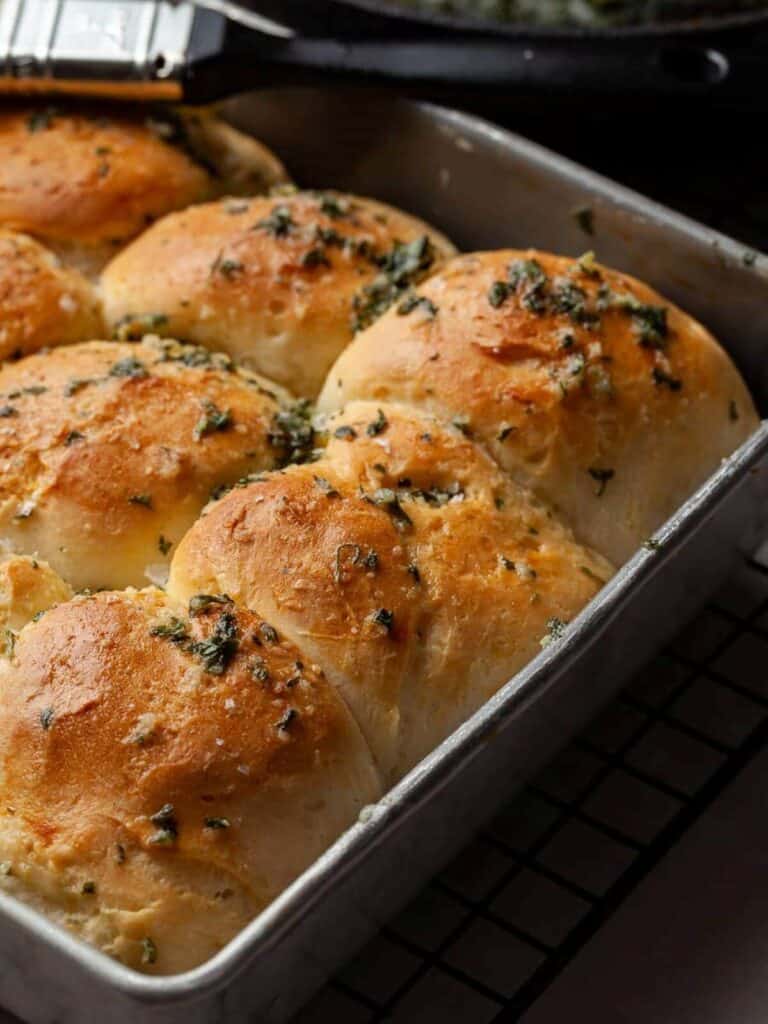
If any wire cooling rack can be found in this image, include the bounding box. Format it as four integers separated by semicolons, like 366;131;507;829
296;546;768;1024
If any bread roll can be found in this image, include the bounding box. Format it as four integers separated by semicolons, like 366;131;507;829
318;251;759;565
0;106;288;276
0;337;297;591
0;231;103;360
168;401;614;782
0;588;380;974
101;191;456;397
0;555;72;635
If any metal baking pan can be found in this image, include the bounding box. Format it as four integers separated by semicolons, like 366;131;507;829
0;88;766;1024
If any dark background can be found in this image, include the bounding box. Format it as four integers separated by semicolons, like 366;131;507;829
487;104;768;252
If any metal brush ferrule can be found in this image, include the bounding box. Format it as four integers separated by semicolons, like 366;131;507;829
0;0;196;100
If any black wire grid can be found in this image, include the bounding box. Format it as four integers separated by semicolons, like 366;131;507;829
296;547;768;1024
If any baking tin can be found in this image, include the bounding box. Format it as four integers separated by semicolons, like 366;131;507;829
0;89;766;1023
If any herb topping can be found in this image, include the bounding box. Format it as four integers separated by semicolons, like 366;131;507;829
588;467;615;497
109;357;148;379
193;399;232;441
540;617;569;648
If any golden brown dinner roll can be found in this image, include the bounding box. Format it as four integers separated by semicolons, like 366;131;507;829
0;336;298;591
0;105;287;276
318;251;758;565
0;588;381;974
0;555;72;635
101;190;456;397
0;231;103;360
168;401;614;782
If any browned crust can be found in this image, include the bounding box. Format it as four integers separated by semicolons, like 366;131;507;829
101;191;456;396
0;338;291;589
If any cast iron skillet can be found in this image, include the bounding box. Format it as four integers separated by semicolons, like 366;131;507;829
325;0;768;36
176;0;768;108
191;0;768;106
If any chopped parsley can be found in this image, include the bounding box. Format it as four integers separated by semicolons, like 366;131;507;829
573;205;595;236
64;430;84;446
313;475;340;498
577;251;601;278
509;258;548;314
333;543;378;583
0;405;16;418
369;608;394;633
334;424;357;441
580;565;605;584
210;253;245;279
148;803;178;845
351;236;437;333
397;294;438;317
158;535;172;556
366;408;388;437
540;617;568;648
410;481;464;506
488;281;511;308
301;247;331;269
407;562;421;583
254;204;295;238
319;194;351;219
276;707;298;732
112;313;169;342
599;289;669;348
587;467;615;497
141;937;157;965
39;707;55;730
193;399;232;441
652;367;682;391
128;493;152;508
203;817;231;830
260;622;279;645
452;414;472;436
630;303;668;349
268;400;316;465
550;279;597;326
150;617;189;644
154;339;232;372
250;657;270;683
64;377;92;397
189;593;231;617
109;356;148;380
188;611;238;675
364;487;413;531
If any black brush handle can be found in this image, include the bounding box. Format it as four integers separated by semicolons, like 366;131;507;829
186;22;768;107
